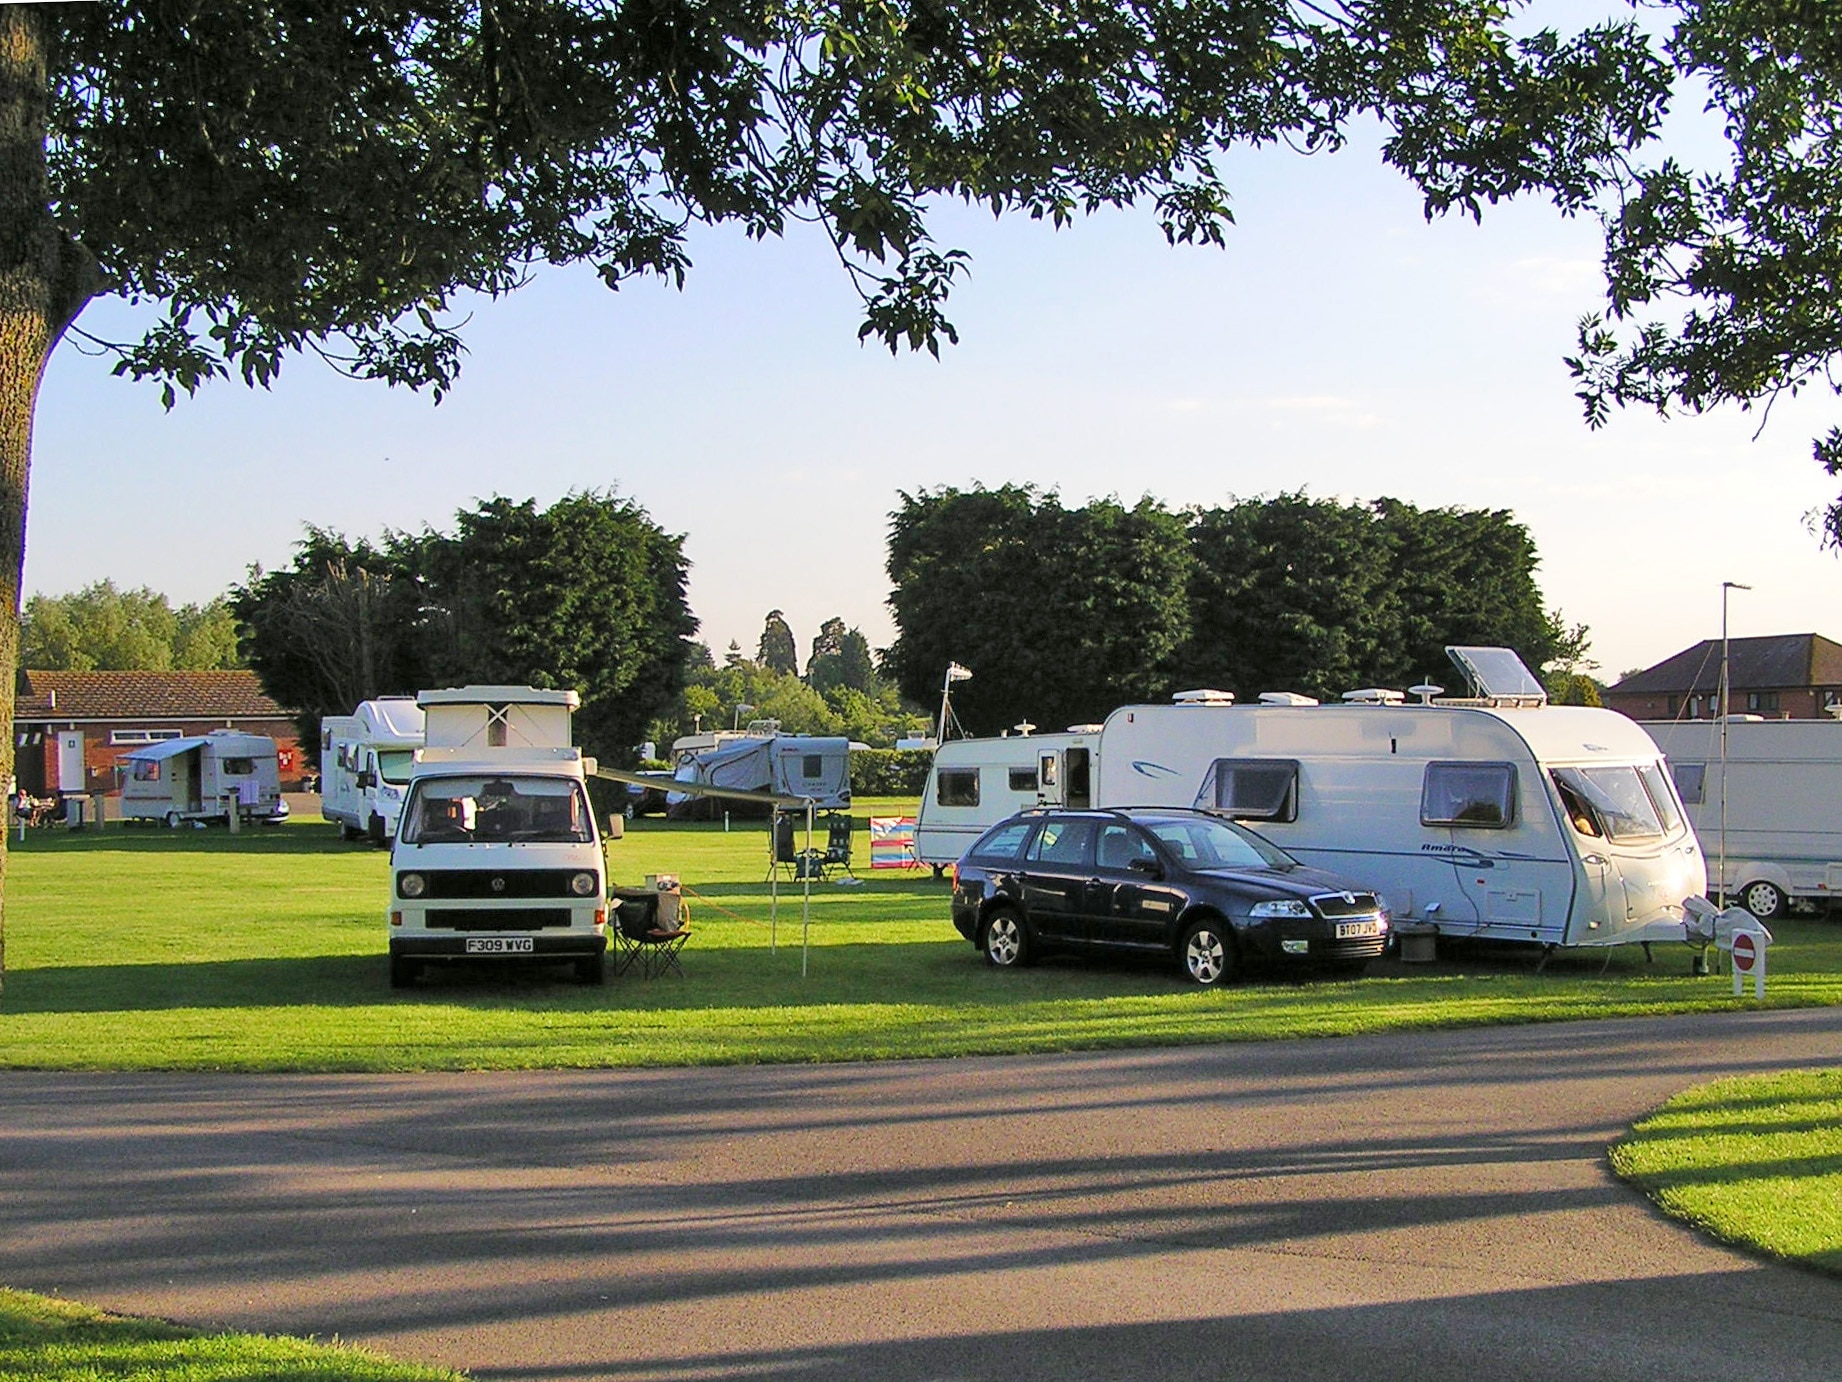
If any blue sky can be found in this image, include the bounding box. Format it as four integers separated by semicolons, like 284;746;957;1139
29;106;1839;688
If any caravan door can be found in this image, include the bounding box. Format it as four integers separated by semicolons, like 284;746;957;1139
1419;761;1562;942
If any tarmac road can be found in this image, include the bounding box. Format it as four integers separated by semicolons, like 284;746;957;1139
4;1008;1841;1381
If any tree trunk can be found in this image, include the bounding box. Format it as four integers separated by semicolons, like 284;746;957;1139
0;6;101;1001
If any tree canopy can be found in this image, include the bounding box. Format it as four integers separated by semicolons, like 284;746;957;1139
21;580;240;671
887;486;1581;731
756;610;799;677
231;492;697;759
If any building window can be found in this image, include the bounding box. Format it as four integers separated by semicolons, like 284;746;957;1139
110;729;184;745
1745;691;1779;714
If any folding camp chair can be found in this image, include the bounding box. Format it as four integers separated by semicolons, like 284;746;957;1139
610;889;692;978
820;812;854;878
768;812;826;880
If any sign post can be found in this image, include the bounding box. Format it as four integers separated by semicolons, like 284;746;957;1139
1716;915;1771;999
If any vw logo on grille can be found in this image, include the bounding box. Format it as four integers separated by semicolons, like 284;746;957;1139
490;876;507;894
1342;892;1357;905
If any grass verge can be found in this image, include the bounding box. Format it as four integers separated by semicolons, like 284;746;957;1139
0;1286;464;1382
3;806;1840;1071
1609;1069;1842;1275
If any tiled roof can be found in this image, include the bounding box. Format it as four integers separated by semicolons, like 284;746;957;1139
1610;634;1842;695
15;670;294;721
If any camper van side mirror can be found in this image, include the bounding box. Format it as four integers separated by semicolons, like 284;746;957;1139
355;771;375;789
605;813;625;841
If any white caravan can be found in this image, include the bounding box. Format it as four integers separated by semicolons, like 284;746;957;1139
914;728;1102;868
387;686;608;988
666;732;851;818
1096;651;1707;950
1643;716;1842;919
121;730;283;826
320;696;426;842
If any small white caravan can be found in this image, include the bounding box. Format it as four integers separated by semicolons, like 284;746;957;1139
121;730;283;826
388;686;607;987
320;696;426;842
914;727;1102;868
667;732;851;817
1096;650;1707;949
1643;716;1842;919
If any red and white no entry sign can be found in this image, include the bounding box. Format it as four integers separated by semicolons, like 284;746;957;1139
1732;931;1758;972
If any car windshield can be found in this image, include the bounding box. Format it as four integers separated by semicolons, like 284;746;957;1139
1144;816;1295;871
399;775;593;844
376;750;416;785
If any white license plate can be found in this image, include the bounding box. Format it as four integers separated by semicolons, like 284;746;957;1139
1335;920;1382;939
465;937;534;954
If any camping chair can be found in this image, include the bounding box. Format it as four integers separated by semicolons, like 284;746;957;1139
768;813;826;880
610;890;692;978
821;812;854;878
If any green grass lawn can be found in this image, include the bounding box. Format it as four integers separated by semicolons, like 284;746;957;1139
3;802;1841;1070
1610;1069;1842;1276
0;1286;465;1382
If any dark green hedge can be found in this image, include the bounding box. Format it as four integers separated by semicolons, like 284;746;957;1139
851;748;932;796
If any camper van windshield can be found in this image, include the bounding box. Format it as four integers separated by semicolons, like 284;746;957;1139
375;750;414;785
1550;766;1667;841
399;775;593;844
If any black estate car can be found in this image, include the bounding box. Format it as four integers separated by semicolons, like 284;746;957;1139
950;807;1390;985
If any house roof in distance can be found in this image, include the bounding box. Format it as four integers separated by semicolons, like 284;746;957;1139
1610;633;1842;695
15;669;292;722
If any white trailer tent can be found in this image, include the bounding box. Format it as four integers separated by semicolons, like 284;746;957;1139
666;734;851;818
121;730;283;826
320;696;427;841
1092;653;1706;950
914;728;1101;867
1643;716;1842;918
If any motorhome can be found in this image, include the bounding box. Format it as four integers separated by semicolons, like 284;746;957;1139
320;696;426;842
1643;716;1842;919
914;727;1101;868
121;730;283;827
387;686;608;988
1096;650;1707;950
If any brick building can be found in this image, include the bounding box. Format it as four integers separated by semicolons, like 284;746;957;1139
1603;633;1842;722
13;670;304;797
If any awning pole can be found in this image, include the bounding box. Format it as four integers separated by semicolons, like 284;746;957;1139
802;798;815;977
769;809;780;953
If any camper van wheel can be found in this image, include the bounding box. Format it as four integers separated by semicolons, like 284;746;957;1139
164;811;180;830
1740;880;1787;921
388;956;419;989
575;952;606;986
1180;919;1235;987
982;909;1032;968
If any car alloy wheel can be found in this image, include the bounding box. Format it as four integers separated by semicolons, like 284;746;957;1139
983;909;1030;968
1181;920;1232;986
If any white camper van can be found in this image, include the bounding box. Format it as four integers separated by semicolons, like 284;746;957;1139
387;686;607;988
1643;716;1842;919
915;728;1101;868
1097;650;1707;950
121;730;283;827
320;696;426;842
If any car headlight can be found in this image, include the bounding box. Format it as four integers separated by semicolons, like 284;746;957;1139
1249;898;1312;919
570;871;600;897
397;872;427;899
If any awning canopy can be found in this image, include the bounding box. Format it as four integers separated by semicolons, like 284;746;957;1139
122;737;209;763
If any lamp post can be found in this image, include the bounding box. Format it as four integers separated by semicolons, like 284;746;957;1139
733;702;755;732
937;663;972;744
1719;580;1750;906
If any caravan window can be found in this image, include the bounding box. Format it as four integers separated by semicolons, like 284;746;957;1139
1639;763;1685;834
1421;762;1516;828
1549;766;1663;841
801;754;825;780
937;768;980;808
1668;761;1706;806
1199;759;1298;822
1008;766;1039;793
220;757;255;776
131;760;161;783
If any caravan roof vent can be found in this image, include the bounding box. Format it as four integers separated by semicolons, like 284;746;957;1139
1066;723;1105;733
1013;721;1037;737
1172;689;1235;706
1342;687;1406;706
1409;683;1444;705
1445;646;1547;706
1257;692;1319;707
